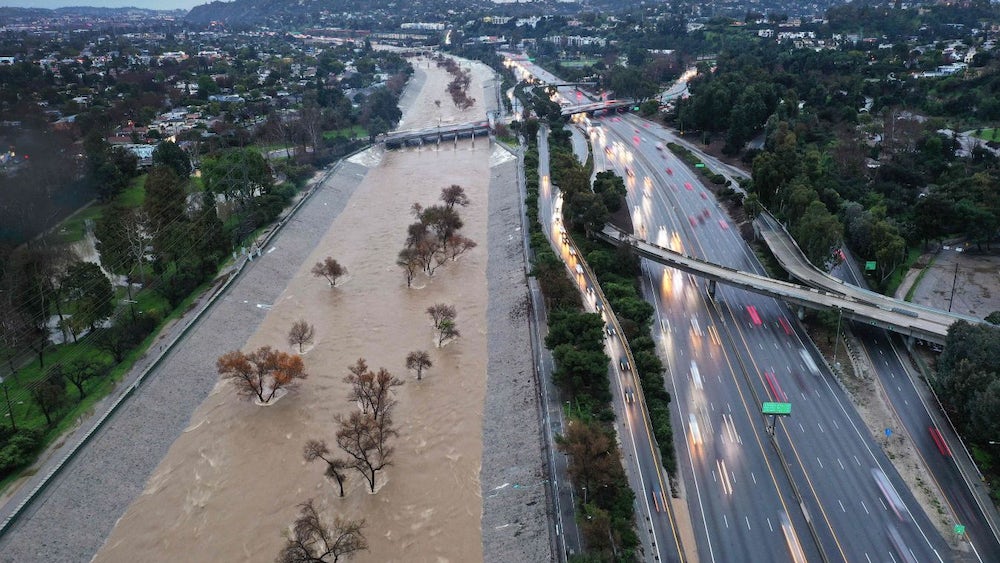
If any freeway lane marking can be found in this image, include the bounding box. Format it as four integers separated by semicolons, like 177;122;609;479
861;500;870;515
838;458;845;470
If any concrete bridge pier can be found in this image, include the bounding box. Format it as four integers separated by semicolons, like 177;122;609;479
707;279;717;299
471;129;475;148
797;306;805;321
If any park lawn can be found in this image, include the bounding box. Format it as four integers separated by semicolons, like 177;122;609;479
560;59;599;68
323;124;368;140
54;173;153;244
118;175;147;208
972;128;999;141
56;203;105;244
3;340;115;434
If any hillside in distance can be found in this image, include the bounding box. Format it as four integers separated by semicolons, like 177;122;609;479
184;0;637;27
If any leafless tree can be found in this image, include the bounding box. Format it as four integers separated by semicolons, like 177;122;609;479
405;351;432;380
415;238;442;276
297;102;325;154
276;499;367;563
264;110;294;158
304;439;350;497
426;303;456;330
437;318;460;347
312;257;346;287
336;410;396;493
343;358;403;421
445;235;477;260
440;184;470;210
288;320;315;353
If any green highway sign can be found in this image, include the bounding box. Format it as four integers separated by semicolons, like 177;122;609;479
865;261;877;271
762;402;791;415
695;163;706;168
954;524;966;535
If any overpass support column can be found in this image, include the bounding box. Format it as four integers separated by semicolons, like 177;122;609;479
797;306;805;321
472;129;475;148
707;279;717;299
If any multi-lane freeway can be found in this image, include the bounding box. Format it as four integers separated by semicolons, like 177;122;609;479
537;127;689;562
592;111;951;563
507;55;1000;563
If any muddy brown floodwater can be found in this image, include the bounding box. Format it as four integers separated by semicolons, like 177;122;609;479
96;56;502;563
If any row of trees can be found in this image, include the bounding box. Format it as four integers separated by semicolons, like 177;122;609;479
519;119;640;557
279;358;406;561
436;56;476;110
396;185;476;287
671;32;1000;291
935;321;1000;502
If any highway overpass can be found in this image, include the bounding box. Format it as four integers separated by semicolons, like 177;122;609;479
595;224;959;345
755;212;983;334
561;100;634;117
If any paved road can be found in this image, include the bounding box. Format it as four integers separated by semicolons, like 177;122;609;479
834;257;1000;563
533;129;582;560
594;115;951;563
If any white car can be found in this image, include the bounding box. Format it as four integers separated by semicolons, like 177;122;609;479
690;360;703;390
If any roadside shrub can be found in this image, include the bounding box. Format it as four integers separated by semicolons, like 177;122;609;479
0;428;44;478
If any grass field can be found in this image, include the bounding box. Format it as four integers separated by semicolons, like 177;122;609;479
323;125;368;140
972;128;1000;141
56;204;104;244
559;58;599;68
56;176;147;244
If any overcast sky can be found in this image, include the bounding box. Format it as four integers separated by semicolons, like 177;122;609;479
1;0;202;10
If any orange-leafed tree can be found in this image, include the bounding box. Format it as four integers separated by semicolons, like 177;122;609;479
216;345;307;404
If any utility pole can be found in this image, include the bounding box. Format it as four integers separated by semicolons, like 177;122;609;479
949;263;959;312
